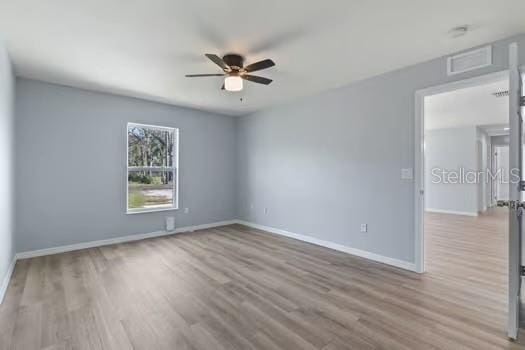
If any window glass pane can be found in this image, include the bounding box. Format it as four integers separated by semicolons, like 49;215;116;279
128;171;174;210
128;125;175;167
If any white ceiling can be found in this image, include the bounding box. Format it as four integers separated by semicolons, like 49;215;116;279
425;79;509;130
0;0;524;116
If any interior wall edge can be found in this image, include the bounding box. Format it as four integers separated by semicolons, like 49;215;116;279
0;256;16;305
0;37;15;307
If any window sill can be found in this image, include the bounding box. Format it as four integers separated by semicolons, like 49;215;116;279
126;207;179;215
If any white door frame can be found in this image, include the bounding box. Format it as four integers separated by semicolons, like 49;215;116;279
507;42;522;340
414;70;509;273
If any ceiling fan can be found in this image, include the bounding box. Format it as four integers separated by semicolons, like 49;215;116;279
185;54;275;92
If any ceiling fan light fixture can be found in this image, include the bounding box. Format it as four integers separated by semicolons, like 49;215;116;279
186;54;274;91
224;75;243;92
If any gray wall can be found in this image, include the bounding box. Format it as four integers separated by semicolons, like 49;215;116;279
236;34;525;264
15;79;237;252
0;41;15;288
492;135;510;146
424;127;478;215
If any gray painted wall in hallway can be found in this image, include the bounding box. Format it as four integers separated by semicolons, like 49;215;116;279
424;127;479;215
0;41;14;287
236;34;525;264
15;79;237;252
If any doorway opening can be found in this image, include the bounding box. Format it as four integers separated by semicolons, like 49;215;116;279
415;69;511;334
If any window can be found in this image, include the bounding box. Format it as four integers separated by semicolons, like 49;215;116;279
127;123;178;213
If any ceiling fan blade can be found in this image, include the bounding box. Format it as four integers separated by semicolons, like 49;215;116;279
244;59;275;73
185;74;225;77
242;74;272;85
205;54;230;71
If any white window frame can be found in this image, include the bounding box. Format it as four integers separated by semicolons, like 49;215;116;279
126;122;179;214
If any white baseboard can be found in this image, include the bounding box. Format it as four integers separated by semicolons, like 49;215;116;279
0;257;16;304
235;220;417;272
425;208;478;216
2;218;418;305
16;220;236;260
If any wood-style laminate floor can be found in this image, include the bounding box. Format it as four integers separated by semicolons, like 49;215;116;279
0;208;522;349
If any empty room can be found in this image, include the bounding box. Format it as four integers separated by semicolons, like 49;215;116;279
1;1;525;349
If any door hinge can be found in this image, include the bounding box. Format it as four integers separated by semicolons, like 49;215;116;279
521;96;525;107
520;180;525;191
521;266;525;276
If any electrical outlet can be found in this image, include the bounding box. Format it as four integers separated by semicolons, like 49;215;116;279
360;224;368;233
184;208;190;214
264;208;269;215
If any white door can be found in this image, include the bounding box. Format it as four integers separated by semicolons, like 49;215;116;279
508;42;524;340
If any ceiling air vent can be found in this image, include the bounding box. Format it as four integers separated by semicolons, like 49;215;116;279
447;46;492;76
492;90;509;98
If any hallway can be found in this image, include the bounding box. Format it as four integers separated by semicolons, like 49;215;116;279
425;208;512;342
